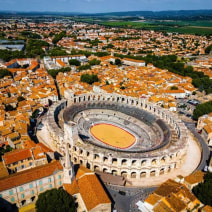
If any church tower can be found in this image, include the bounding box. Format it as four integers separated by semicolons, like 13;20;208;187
63;143;74;184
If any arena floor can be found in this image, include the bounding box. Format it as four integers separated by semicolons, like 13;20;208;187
90;123;136;149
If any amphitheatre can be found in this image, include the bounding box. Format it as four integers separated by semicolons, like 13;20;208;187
40;92;201;186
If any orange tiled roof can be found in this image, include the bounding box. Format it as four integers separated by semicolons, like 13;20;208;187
0;161;63;192
2;148;32;165
65;166;111;211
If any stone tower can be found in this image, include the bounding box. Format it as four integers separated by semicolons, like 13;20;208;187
64;121;78;147
63;143;74;184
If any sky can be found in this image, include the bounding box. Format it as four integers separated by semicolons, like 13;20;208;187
0;0;211;13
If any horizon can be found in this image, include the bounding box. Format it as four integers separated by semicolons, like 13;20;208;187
0;0;212;14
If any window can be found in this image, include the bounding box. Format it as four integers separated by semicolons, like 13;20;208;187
9;190;13;195
21;194;24;199
21;165;25;169
11;197;15;202
59;181;62;186
40;187;43;192
0;194;2;198
29;184;33;189
49;184;52;189
39;181;42;185
20;187;23;192
29;162;33;166
58;175;61;179
31;190;34;195
48;178;51;183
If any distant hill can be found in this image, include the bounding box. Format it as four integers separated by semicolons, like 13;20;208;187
0;10;211;20
92;10;212;20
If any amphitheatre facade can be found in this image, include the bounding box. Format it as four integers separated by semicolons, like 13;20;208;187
46;92;189;180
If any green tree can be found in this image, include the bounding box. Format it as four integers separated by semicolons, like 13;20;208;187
0;69;12;79
52;31;66;45
170;86;178;90
205;45;212;54
69;59;81;66
193;100;212;120
193;172;212;206
88;59;101;66
78;64;91;71
48;67;71;79
80;73;99;85
115;58;122;66
17;96;25;102
36;188;76;212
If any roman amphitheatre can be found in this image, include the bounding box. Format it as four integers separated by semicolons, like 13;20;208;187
40;92;201;186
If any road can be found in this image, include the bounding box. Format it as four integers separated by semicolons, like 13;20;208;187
184;121;210;170
105;185;156;212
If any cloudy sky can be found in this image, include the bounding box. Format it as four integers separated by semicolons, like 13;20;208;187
0;0;211;13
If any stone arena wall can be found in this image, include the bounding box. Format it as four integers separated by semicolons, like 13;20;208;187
46;93;188;179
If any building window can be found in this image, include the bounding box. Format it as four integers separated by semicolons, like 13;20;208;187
11;197;15;202
29;184;33;189
59;181;62;186
20;187;23;192
39;181;42;185
29;162;33;166
9;190;13;195
49;184;52;189
0;194;2;198
58;175;61;179
48;178;51;183
31;190;34;195
21;165;25;169
21;194;24;199
40;187;43;192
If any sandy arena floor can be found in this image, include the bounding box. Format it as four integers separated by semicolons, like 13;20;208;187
90;123;136;149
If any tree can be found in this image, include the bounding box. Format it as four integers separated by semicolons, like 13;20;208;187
170;86;178;90
69;59;81;66
36;188;76;212
193;172;212;206
17;96;25;102
193;100;212;120
80;73;99;85
205;45;212;54
52;31;66;45
88;59;101;66
78;64;91;71
115;58;122;66
0;69;12;79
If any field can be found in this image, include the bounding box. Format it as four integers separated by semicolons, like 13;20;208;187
99;20;212;35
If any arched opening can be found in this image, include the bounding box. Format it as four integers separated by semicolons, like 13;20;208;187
94;165;100;172
141;160;147;166
79;149;83;155
30;196;36;202
122;159;127;166
140;172;146;178
167;166;171;172
103;168;108;173
103;157;108;162
160;168;165;175
161;157;166;164
151;159;157;165
80;160;83;165
112;170;118;176
131;172;136;178
21;200;26;206
74;157;77;163
150;170;156;177
132;160;137;167
86;163;90;169
121;171;127;178
94;154;100;161
87;152;90;157
112;158;117;165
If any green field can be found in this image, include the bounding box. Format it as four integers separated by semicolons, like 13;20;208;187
100;20;212;35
